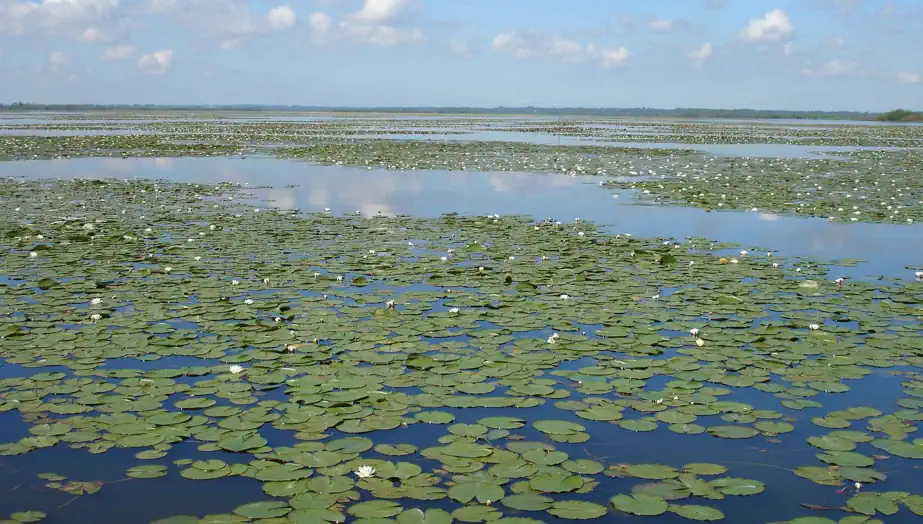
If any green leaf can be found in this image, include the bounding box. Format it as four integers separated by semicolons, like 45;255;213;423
669;504;725;521
547;500;608;519
610;494;669;516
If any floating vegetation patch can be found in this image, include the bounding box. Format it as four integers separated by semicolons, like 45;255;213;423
2;114;922;225
0;178;922;523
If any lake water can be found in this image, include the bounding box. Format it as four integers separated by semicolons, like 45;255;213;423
1;151;922;523
5;157;920;279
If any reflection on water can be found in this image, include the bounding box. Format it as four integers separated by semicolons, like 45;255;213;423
5;157;922;278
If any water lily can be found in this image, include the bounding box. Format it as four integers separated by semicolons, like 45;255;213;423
915;271;923;280
448;307;459;314
740;250;748;256
559;294;570;300
262;278;270;284
689;328;699;336
835;277;845;286
163;266;172;273
730;258;739;264
695;338;705;347
29;251;38;258
336;276;344;282
209;224;216;230
285;344;297;353
244;299;254;305
229;365;244;374
90;298;102;306
355;465;376;479
386;300;395;310
809;323;820;330
232;279;240;285
90;313;102;322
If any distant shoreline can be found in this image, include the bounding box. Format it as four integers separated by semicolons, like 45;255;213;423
0;103;902;121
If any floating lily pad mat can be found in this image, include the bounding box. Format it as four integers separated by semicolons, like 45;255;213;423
2;115;923;224
0;177;922;523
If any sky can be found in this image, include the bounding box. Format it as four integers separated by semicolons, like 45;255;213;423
0;0;920;111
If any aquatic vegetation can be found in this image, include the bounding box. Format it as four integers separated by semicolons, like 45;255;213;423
1;177;922;522
2;114;922;225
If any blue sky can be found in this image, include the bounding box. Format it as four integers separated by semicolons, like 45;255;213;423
0;0;920;110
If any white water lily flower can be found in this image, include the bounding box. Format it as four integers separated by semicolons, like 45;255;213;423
91;298;102;305
688;261;695;266
915;271;923;280
772;263;779;268
730;258;739;264
740;250;748;256
36;234;44;240
559;294;570;300
689;328;699;336
809;323;820;330
355;465;376;479
232;279;240;285
145;228;153;233
577;231;585;237
163;266;172;273
855;482;862;491
695;338;705;347
448;308;459;314
244;299;254;305
29;251;38;258
194;256;202;261
262;278;270;284
229;365;244;374
835;277;845;285
336;276;344;282
90;313;102;321
210;224;216;230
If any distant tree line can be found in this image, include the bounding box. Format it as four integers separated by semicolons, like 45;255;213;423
877;109;923;122
0;101;909;121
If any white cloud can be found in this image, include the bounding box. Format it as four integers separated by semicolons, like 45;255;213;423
648;19;674;32
308;12;332;35
338;21;423;46
101;44;135;60
48;50;67;71
267;5;295;31
80;26;108;42
689;42;713;68
600;47;630;68
826;36;845;49
449;39;472;57
1;0;120;38
738;9;794;43
491;30;629;68
897;71;921;84
349;0;410;24
801;59;862;78
137;49;173;74
309;4;424;47
144;0;297;49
